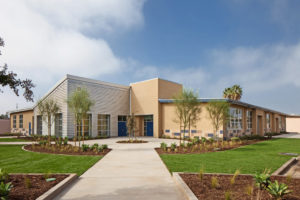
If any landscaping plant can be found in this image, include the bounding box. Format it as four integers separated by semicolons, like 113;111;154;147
0;169;8;182
0;182;13;200
211;176;220;189
230;169;240;185
24;177;32;189
63;137;68;145
160;142;167;151
82;144;90;152
224;191;232;200
198;167;204;182
170;143;177;151
266;181;291;200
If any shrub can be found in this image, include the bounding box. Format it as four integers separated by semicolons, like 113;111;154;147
192;137;200;144
198;167;204;182
170;143;177;151
201;137;207;143
24;177;32;189
91;143;99;150
266;181;291;200
0;169;8;182
230;169;240;185
82;144;90;152
231;137;240;142
180;143;185;148
0;182;13;199
39;140;47;146
253;170;271;190
208;138;214;143
224;191;232;200
160;142;167;151
187;142;193;148
98;146;104;152
101;144;108;149
211;176;220;189
239;135;265;141
58;137;62;145
63;137;68;145
245;185;253;197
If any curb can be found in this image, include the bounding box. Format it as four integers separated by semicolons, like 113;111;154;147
272;156;299;176
36;173;77;200
173;172;198;200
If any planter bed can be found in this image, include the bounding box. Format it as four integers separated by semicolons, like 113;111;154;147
155;140;258;155
117;140;148;143
24;144;111;156
180;173;300;200
7;174;68;200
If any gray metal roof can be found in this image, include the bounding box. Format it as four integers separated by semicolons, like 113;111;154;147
159;98;288;116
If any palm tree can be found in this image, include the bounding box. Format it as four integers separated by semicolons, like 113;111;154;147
231;85;243;101
67;88;93;146
223;85;243;101
37;98;60;143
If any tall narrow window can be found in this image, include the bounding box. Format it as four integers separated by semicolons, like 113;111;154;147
279;117;282;129
55;113;63;137
97;114;110;136
13;115;16;128
228;108;243;130
246;110;253;129
37;115;42;135
76;114;92;137
266;114;271;129
19;114;23;128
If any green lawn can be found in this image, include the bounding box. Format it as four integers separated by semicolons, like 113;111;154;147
0;145;102;175
0;138;29;142
160;138;300;174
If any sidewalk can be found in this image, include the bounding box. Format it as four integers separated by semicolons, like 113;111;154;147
55;140;185;200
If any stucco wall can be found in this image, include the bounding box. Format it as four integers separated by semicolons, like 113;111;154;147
286;117;300;133
0;119;10;134
10;110;34;135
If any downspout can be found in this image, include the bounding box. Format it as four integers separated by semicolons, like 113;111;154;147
129;86;132;115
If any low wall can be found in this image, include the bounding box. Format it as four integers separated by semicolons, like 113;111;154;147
0;119;10;134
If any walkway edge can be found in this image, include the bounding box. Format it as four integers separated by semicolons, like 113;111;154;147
173;172;197;200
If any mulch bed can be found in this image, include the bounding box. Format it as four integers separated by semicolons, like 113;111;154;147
8;174;68;200
117;140;148;143
155;140;258;155
180;173;300;200
24;144;111;156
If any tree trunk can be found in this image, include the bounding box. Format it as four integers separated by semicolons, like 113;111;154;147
82;118;85;145
188;118;191;139
74;121;77;147
48;115;51;144
78;120;81;147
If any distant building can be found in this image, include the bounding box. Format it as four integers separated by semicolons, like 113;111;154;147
286;115;300;133
0;119;10;134
8;74;288;139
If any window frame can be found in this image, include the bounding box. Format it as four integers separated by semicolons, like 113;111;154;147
19;114;23;128
246;110;253;129
228;107;243;130
13;115;17;128
55;113;63;137
37;115;43;135
97;114;110;136
266;113;271;129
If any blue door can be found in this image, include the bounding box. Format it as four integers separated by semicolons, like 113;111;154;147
29;122;31;135
118;122;127;136
146;122;153;136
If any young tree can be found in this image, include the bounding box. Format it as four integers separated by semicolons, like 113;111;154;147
0;37;35;101
206;100;230;139
37;98;60;142
126;113;136;140
174;89;201;143
67;88;93;146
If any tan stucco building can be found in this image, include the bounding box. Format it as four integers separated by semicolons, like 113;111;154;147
8;75;287;139
9;108;34;135
286;116;300;133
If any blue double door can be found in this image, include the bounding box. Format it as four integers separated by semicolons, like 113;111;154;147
144;115;153;137
118;116;127;137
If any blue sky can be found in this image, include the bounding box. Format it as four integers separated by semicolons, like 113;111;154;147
0;0;300;114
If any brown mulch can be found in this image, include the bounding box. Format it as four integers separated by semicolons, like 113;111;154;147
155;140;258;155
180;173;300;200
24;144;111;156
8;174;68;200
116;140;148;143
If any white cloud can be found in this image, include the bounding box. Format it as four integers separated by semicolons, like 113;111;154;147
0;0;146;113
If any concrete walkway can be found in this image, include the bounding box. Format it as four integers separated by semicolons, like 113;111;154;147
274;132;300;139
55;138;185;200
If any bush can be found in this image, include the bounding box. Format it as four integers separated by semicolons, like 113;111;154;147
98;146;104;152
231;137;240;142
82;144;90;152
63;137;68;145
160;142;167;151
39;140;47;146
187;142;193;148
170;143;177;151
24;177;31;189
266;180;291;199
253;170;271;190
0;169;8;182
201;137;207;143
0;182;13;199
239;135;265;141
91;143;99;150
211;176;220;189
192;137;200;144
101;144;108;149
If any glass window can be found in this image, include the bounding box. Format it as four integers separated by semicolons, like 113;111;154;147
19;114;23;128
118;116;127;122
37;115;42;135
246;110;253;129
55;113;63;137
228;108;243;130
13;115;16;128
98;114;110;136
77;114;92;137
279;117;282;129
266;114;271;129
